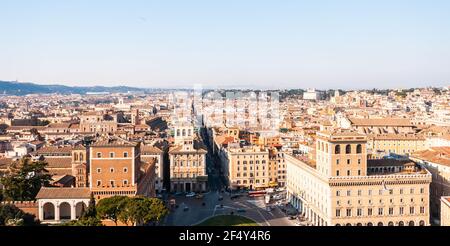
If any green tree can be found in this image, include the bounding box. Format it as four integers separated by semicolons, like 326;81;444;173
0;203;38;226
119;197;168;226
0;157;52;201
97;196;130;225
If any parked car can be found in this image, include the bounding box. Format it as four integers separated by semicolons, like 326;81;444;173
237;208;246;213
183;206;189;211
186;192;196;198
174;192;184;196
195;194;204;199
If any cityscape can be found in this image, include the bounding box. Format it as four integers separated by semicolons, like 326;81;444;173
0;86;449;227
1;1;450;234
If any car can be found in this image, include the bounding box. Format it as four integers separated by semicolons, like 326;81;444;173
218;196;224;201
183;206;189;211
174;192;184;196
186;192;196;198
156;194;163;199
195;194;204;199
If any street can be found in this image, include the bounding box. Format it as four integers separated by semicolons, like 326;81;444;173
163;127;298;226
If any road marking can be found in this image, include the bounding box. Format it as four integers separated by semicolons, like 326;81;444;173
255;208;271;226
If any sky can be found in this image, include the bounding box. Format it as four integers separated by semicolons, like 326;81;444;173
0;0;450;89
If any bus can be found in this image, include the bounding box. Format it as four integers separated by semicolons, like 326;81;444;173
248;190;267;197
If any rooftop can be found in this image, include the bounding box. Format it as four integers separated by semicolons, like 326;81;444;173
36;187;91;199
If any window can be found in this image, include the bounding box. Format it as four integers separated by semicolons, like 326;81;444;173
357;190;362;196
420;188;424;194
335;145;341;154
336;170;340;176
358;170;361;176
110;180;115;187
345;145;351;154
410;207;415;214
400;189;403;195
399;207;404;215
368;190;372;196
97;152;102;158
410;188;414;194
123;180;128;186
336;209;341;217
336;191;341;197
346;209;352;217
336;159;340;165
123;167;128;173
420;207;425;214
368;208;373;216
356;144;362;154
389;207;394;215
347;190;351;196
347;159;351;165
97;180;102;186
124;152;129;158
378;208;383;216
357;208;362;216
358;159;361;165
347;170;351;176
109;152;115;158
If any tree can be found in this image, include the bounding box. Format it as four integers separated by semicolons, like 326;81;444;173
97;196;130;225
0;157;52;201
119;197;168;226
0;204;38;226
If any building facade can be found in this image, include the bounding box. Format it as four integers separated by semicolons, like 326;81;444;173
286;130;431;226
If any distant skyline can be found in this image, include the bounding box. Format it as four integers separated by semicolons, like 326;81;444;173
1;0;450;89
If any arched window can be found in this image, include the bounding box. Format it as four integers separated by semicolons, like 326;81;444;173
335;224;341;226
345;223;352;226
335;145;341;154
409;221;415;226
388;221;394;226
74;153;78;161
80;153;84;162
182;129;186;136
176;129;180;137
346;145;351;154
356;223;363;226
356;144;362;154
377;222;383;226
419;220;425;226
367;222;373;226
398;221;404;226
97;152;102;158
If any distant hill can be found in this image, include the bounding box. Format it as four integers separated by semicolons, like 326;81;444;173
0;80;146;95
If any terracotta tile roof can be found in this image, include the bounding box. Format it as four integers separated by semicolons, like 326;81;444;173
36;187;91;199
33;146;73;155
47;123;71;128
0;158;13;170
141;145;163;154
45;157;73;169
91;136;137;147
349;118;413;127
412;147;450;167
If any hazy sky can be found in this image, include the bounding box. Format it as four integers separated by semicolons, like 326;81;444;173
1;0;450;89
